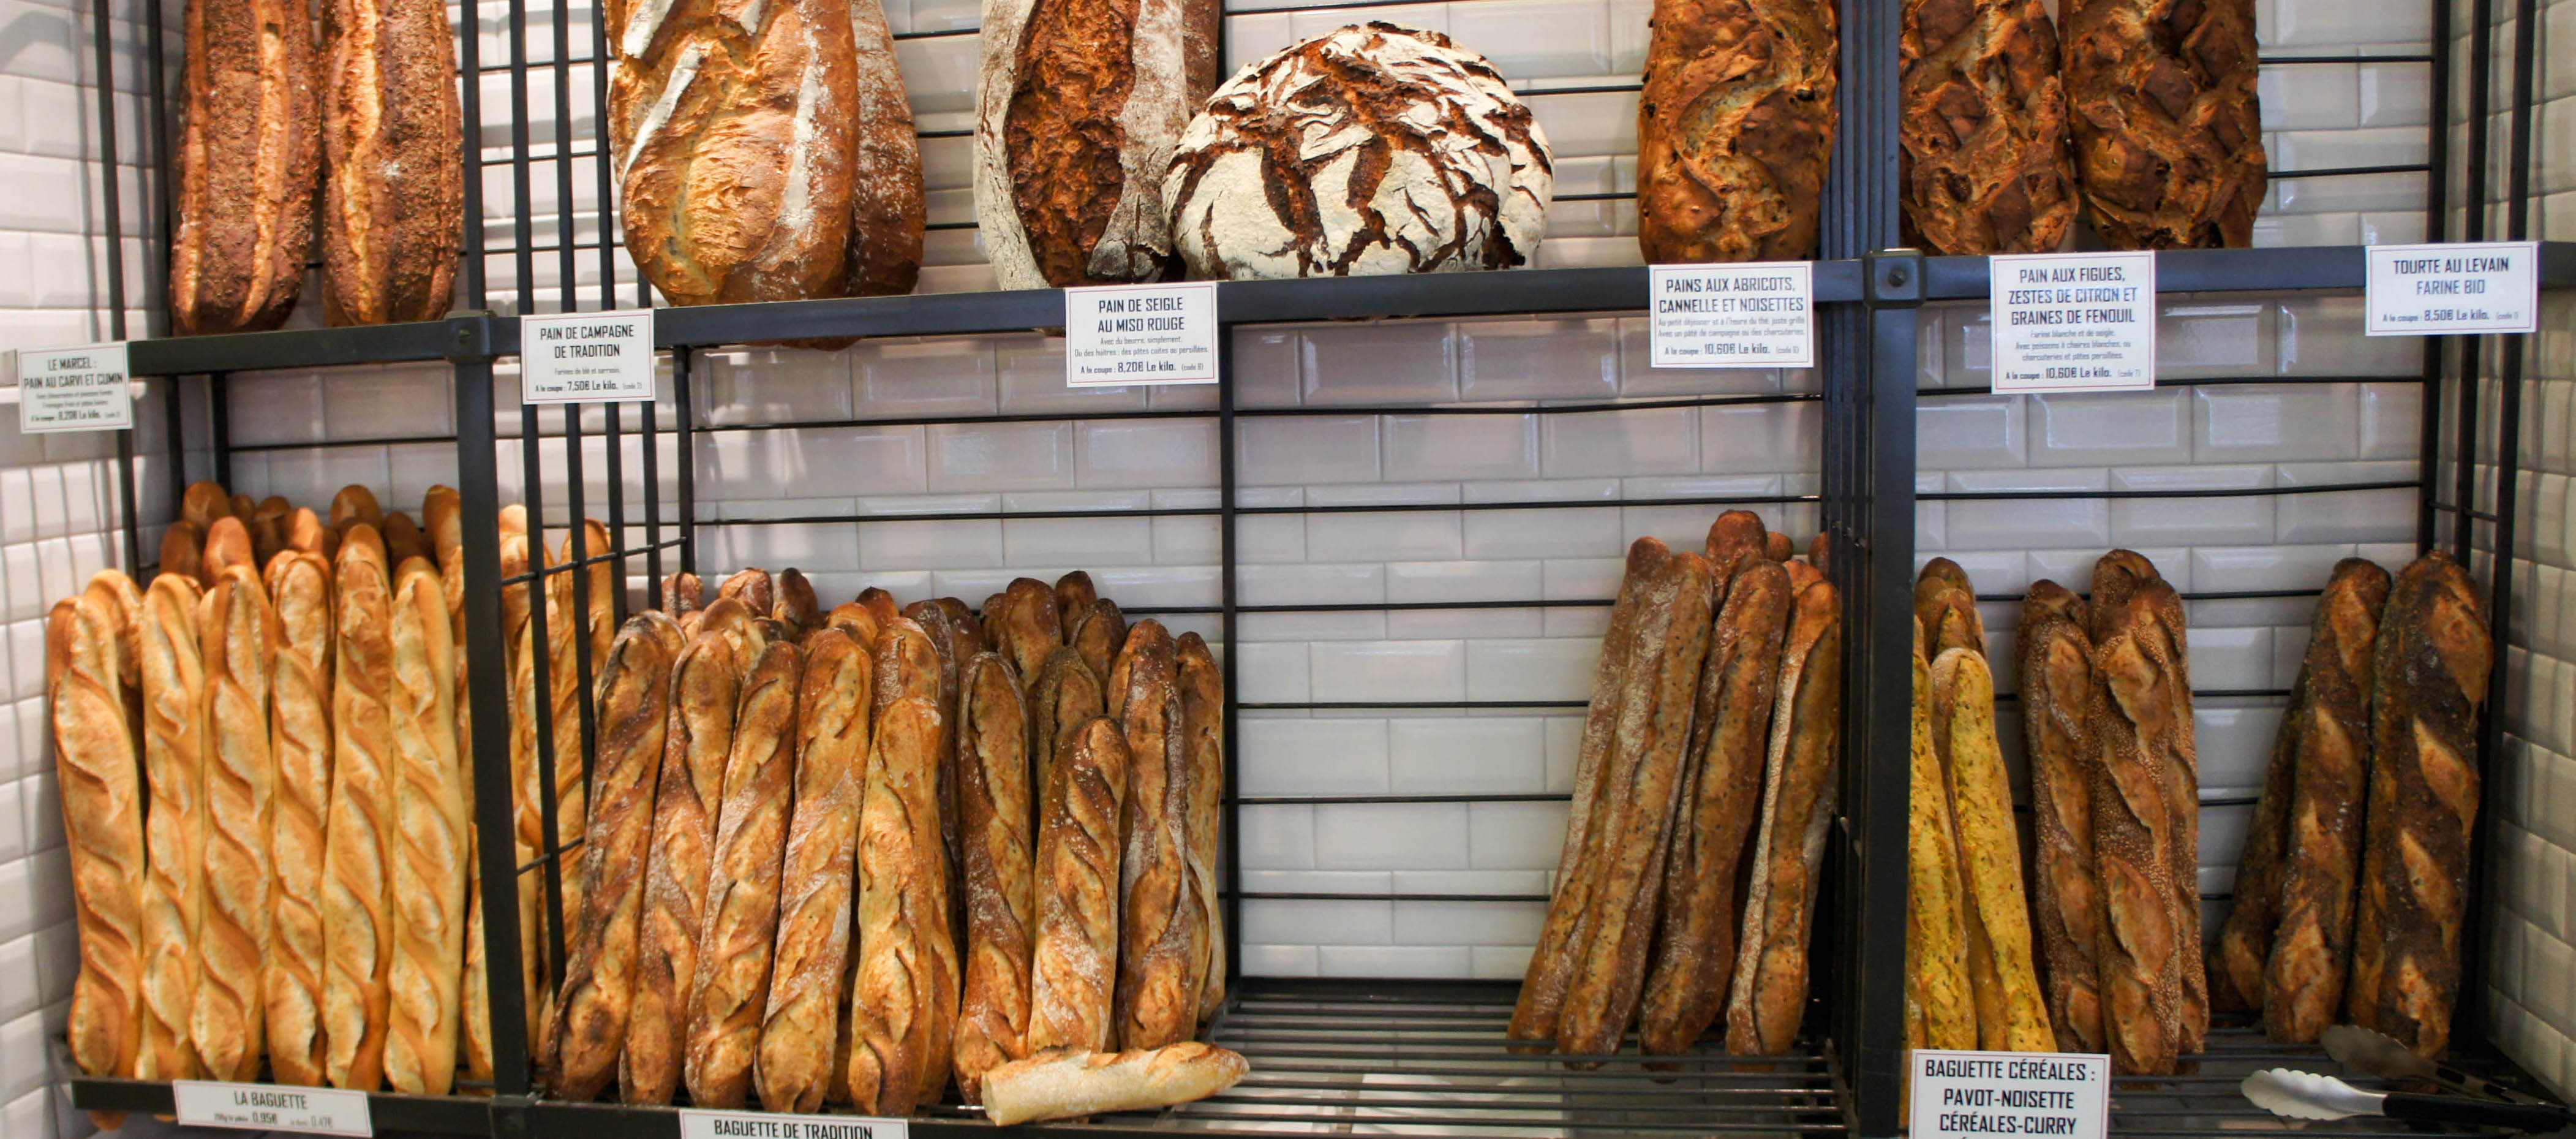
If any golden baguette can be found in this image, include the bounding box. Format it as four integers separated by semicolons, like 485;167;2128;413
954;653;1036;1104
992;577;1065;692
332;484;384;535
755;629;871;1113
385;558;467;1094
622;629;746;1104
774;566;821;631
1908;630;1975;1050
265;551;335;1086
1027;718;1129;1054
194;567;278;1082
720;567;775;617
1029;646;1104;833
1070;600;1128;702
57;580;146;1095
138;573;208;1082
183;480;233;531
1724;579;1842;1056
847;696;957;1115
684;637;804;1108
982;1043;1248;1126
323;532;397;1089
1932;646;2052;1051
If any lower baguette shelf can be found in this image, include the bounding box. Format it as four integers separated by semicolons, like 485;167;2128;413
64;1072;497;1133
2108;1027;2563;1138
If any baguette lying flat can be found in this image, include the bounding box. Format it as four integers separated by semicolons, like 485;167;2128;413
981;1043;1248;1126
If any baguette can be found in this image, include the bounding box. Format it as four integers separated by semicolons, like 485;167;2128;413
384;512;429;568
1113;621;1198;1051
193;567;278;1082
161;521;205;585
1071;600;1129;696
720;568;775;618
982;1043;1248;1126
1054;571;1098;631
138;574;208;1082
1640;558;1791;1057
203;517;257;586
874;616;943;719
331;485;384;536
754;629;873;1113
829;602;884;654
955;653;1037;1103
859;586;902;628
1177;632;1226;1026
2261;558;2389;1043
847;696;957;1115
384;558;467;1094
1557;552;1715;1059
622;630;746;1104
992;577;1065;691
579;520;618;667
322;532;396;1089
685;637;804;1108
2347;553;2488;1058
1703;510;1770;588
249;499;290;569
548;534;597;928
2086;549;2158;643
2087;588;2190;1075
1029;646;1106;835
665;572;705;617
288;507;339;559
1932;647;2053;1051
1509;536;1673;1048
2017;585;2104;1054
265;551;336;1085
184;480;235;531
1028;718;1130;1053
1725;579;1842;1056
57;582;147;1091
1908;629;1975;1051
552;613;685;1102
775;567;821;632
905;600;969;929
506;554;551;1053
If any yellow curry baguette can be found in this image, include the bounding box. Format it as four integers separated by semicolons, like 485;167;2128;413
1931;647;2052;1051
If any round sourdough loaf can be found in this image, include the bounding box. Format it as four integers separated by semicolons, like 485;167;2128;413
1161;22;1552;281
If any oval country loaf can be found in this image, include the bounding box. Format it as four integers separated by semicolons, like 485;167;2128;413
171;0;318;335
1636;0;1839;262
1163;23;1553;281
2059;0;2264;248
320;0;462;324
1897;0;2075;253
973;0;1218;287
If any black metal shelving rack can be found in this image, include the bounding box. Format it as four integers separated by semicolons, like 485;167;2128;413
49;0;2576;1125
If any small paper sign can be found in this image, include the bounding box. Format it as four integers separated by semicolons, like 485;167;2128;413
172;1080;374;1137
677;1108;911;1139
520;308;657;403
17;342;132;433
1908;1050;2109;1139
1989;251;2158;393
1064;281;1219;387
1648;262;1815;368
2367;241;2540;335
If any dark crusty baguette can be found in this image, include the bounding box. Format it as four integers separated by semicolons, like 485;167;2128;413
844;0;926;297
1637;0;1840;262
1899;0;2075;253
1054;572;1098;632
1177;633;1226;1026
319;0;462;323
2017;583;2104;1054
2060;0;2264;248
1030;646;1106;836
991;577;1066;694
2346;553;2488;1058
622;630;745;1105
2087;589;2190;1075
1071;600;1129;705
1724;578;1842;1056
1703;510;1771;587
684;637;803;1108
1113;621;1199;1051
2261;559;2390;1043
172;0;317;338
846;696;958;1114
954;653;1036;1104
1640;558;1790;1059
1028;717;1130;1054
755;629;872;1113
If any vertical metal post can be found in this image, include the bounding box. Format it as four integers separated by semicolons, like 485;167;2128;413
552;0;577;316
163;379;186;504
88;0;126;342
461;0;488;309
1216;309;1241;996
115;429;142;573
522;401;571;988
565;401;600;789
142;0;168;335
644;379;665;607
209;372;232;488
2417;0;2453;553
592;0;620;309
510;0;536;314
606;400;628;624
1823;0;1899;260
673;347;697;575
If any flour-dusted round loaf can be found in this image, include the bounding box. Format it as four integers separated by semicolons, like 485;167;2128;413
1162;23;1552;281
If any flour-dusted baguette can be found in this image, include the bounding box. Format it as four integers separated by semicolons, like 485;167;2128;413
1177;632;1226;1026
2262;558;2389;1044
2087;586;2190;1075
1071;600;1129;703
1908;630;1976;1051
382;558;466;1094
753;629;872;1112
551;613;684;1102
2017;583;2104;1054
955;653;1037;1103
1725;578;1843;1056
1899;0;2074;253
192;567;277;1082
2060;0;2262;248
1557;553;1716;1059
262;552;335;1085
1638;0;1839;262
906;599;971;985
847;696;958;1115
1030;646;1105;829
974;0;1213;287
320;0;461;322
829;601;883;653
874;616;943;719
137;574;208;1083
318;533;396;1089
1510;537;1673;1050
1703;510;1771;586
684;637;803;1108
1028;717;1130;1053
982;1042;1248;1126
56;581;147;1091
622;629;745;1104
2348;553;2488;1058
203;517;257;586
665;572;704;617
1113;621;1199;1051
1932;646;2053;1051
1054;572;1098;630
608;0;861;306
992;578;1065;692
1640;558;1791;1058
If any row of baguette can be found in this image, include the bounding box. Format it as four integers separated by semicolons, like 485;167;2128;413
1906;547;2492;1078
1507;511;1847;1060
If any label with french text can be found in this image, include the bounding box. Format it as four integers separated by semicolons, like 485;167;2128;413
2367;241;2540;335
677;1108;911;1139
1908;1049;2108;1139
1989;251;2157;393
1065;281;1219;387
171;1080;373;1136
17;342;132;433
1648;262;1815;368
521;308;657;403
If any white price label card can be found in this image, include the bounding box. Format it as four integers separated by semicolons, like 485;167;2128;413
520;308;657;403
2367;241;2540;335
1989;251;2157;393
171;1080;374;1136
1648;262;1815;369
1908;1050;2108;1139
677;1108;910;1139
16;342;132;433
1065;281;1219;387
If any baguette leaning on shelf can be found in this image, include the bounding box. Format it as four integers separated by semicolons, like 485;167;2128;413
685;634;804;1109
194;566;279;1083
954;652;1037;1103
2085;564;2191;1075
383;558;468;1094
1026;717;1131;1054
990;577;1064;694
266;551;337;1086
755;628;872;1113
56;580;147;1104
981;1042;1249;1126
1908;626;1976;1052
847;695;957;1115
161;521;204;586
1932;643;2054;1051
2017;581;2104;1053
138;573;208;1082
1725;577;1844;1056
323;528;398;1090
1177;632;1227;1026
1113;621;1200;1052
202;517;258;586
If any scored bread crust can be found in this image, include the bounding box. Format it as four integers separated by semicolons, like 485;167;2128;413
319;0;463;322
265;552;336;1085
2087;591;2188;1075
847;696;957;1114
684;637;804;1109
138;574;209;1082
193;568;279;1083
1725;579;1844;1056
1113;621;1198;1051
1908;630;1976;1051
2017;588;2104;1054
1932;646;2053;1051
1029;646;1105;836
1177;632;1226;1026
322;535;397;1089
1637;0;1840;262
954;653;1037;1104
754;629;872;1113
981;1042;1248;1126
1897;0;2075;253
622;629;746;1104
383;559;467;1094
2060;0;2264;248
58;581;148;1090
1027;717;1130;1053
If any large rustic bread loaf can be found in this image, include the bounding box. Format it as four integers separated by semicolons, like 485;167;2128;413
1164;23;1551;281
1637;0;1839;262
2059;0;2264;248
171;0;317;334
320;0;462;323
1899;0;2074;253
